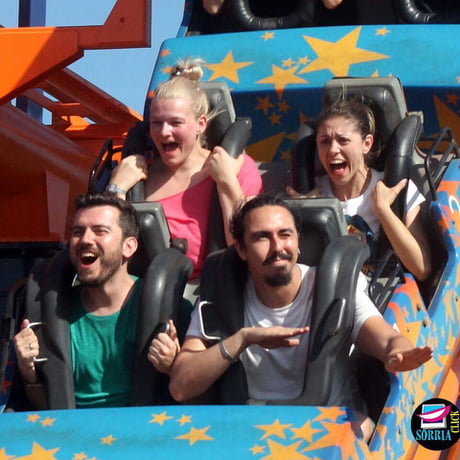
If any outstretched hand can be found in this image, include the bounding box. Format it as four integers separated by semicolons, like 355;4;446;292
241;325;309;350
385;345;433;372
148;320;180;375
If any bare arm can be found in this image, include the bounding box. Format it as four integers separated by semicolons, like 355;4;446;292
169;325;309;401
204;147;247;245
356;316;433;372
107;155;148;198
372;179;431;281
321;0;344;9
13;319;48;409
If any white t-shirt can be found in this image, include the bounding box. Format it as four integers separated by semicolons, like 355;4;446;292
186;264;380;401
316;169;425;237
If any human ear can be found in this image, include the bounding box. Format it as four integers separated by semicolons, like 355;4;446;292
122;236;138;259
363;134;374;154
197;115;207;135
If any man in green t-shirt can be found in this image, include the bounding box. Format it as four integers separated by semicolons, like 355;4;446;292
13;192;178;409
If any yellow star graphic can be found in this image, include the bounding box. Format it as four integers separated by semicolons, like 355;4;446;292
314;407;346;422
261;31;275;40
40;417;55;427
255;419;292;440
175;426;213;446
0;447;14;460
299;27;389;76
278;100;290;113
257;65;308;99
255;95;275;115
101;434;117;445
246;132;286;162
261;439;308;460
27;413;41;423
376;27;390;36
298;56;309;65
17;442;60;460
282;58;295;68
269;112;282;125
206;51;253;83
290;420;323;443
149;411;174;425
249;444;265;455
72;453;87;460
176;414;192;426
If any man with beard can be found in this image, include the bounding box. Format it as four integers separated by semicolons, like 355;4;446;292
169;195;432;408
13;192;178;409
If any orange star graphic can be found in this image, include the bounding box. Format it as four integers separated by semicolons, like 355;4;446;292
249;444;265;455
101;434;117;445
18;442;60;460
176;414;192;426
302;421;355;458
261;32;275;41
72;453;87;460
255;419;292;440
278;100;290;113
269;112;282;125
261;439;308;460
256;65;308;99
149;411;173;425
300;27;389;76
175;426;213;446
290;420;323;443
280;150;291;161
1;377;11;395
255;95;275;115
376;27;390;36
40;417;55;427
161;65;172;75
206;51;253;83
160;49;171;57
446;92;460;105
27;413;41;423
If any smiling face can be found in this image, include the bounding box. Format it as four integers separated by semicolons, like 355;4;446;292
69;205;136;287
149;97;207;170
236;205;299;287
316;115;373;198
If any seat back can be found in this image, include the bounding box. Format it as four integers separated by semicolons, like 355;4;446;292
7;243;192;410
197;200;368;408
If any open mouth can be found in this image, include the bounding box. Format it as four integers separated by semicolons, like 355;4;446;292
162;142;179;153
80;251;98;267
329;160;347;171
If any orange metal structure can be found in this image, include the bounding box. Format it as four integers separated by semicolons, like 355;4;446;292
0;0;149;242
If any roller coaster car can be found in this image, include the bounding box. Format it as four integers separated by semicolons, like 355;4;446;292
3;230;192;411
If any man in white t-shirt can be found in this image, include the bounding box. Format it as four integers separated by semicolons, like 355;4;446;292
169;195;433;406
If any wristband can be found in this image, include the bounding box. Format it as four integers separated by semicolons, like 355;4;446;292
219;340;238;363
106;184;127;195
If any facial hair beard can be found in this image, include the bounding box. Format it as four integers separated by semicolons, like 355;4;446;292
263;267;293;287
77;249;123;288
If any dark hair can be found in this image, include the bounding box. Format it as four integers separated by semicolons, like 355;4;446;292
74;192;139;239
230;195;301;246
316;99;379;166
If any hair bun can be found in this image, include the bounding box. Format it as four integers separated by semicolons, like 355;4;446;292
170;57;204;82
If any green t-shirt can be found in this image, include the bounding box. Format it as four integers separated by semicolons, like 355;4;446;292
69;277;141;408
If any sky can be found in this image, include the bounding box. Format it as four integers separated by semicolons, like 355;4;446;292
3;0;185;114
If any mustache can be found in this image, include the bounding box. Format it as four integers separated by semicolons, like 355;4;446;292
263;251;293;265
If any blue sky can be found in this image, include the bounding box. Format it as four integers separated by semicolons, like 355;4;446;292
3;0;185;114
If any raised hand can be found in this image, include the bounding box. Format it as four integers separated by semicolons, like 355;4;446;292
13;319;40;383
147;319;180;375
109;154;148;194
